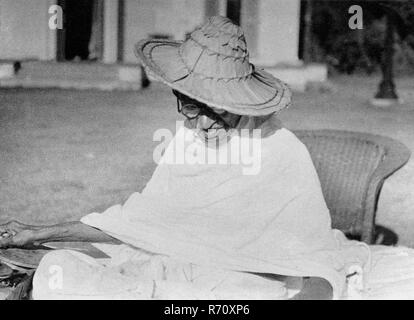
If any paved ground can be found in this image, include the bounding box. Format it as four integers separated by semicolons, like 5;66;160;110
0;74;414;246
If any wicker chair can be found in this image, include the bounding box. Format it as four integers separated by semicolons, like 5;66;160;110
293;129;411;244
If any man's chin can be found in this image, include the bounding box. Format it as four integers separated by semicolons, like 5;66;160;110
196;128;229;142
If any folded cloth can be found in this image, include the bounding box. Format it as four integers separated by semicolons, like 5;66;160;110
32;245;294;300
81;116;371;299
357;245;414;300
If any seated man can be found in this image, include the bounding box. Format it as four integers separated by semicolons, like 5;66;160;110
1;16;414;300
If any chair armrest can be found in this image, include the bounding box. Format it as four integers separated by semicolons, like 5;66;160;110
361;136;410;243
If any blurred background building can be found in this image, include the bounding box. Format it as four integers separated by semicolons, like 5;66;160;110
0;0;412;92
0;0;327;91
0;0;302;65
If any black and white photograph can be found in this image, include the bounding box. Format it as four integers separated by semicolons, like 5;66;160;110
0;0;414;304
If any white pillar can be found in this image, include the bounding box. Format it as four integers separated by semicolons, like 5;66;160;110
46;0;58;60
252;0;301;66
103;0;119;64
217;0;227;16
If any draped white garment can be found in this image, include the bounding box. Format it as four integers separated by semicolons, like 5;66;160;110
78;121;370;299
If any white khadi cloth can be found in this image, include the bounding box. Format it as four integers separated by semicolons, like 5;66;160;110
79;122;370;299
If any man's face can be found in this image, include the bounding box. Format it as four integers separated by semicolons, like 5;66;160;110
174;91;241;141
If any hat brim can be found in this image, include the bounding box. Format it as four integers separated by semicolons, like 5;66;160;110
135;39;292;116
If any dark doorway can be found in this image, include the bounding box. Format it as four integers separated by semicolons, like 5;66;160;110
227;0;242;26
57;0;103;61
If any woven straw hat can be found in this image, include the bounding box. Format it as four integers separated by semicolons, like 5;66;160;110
135;16;292;116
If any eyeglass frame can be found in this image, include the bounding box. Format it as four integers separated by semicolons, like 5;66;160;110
173;90;231;130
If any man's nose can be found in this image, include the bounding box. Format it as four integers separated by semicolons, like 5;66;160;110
197;115;215;129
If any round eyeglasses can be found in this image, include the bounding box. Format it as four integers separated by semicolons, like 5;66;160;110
175;97;230;130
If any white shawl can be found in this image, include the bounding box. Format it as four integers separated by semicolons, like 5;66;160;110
82;118;370;298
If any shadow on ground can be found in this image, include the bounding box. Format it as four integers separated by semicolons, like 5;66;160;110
346;225;399;246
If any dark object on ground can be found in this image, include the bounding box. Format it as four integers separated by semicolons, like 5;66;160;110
373;225;399;246
346;225;399;246
13;61;21;74
375;11;398;100
0;260;33;299
5;271;34;300
0;270;31;290
141;65;150;88
0;248;40;297
294;129;411;244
